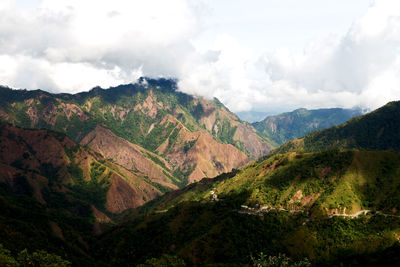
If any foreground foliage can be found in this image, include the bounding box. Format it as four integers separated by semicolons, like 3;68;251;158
0;244;70;267
251;253;310;267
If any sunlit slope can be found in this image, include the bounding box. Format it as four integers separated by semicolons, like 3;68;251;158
144;150;400;216
269;101;400;156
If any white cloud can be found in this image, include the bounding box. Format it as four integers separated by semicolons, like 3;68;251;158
254;0;400;112
0;0;399;114
0;0;201;92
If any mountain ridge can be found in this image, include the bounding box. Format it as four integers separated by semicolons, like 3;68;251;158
0;78;274;189
267;100;400;157
253;107;363;146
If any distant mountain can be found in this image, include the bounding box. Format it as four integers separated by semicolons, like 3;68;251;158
269;101;400;156
253;107;362;146
0;78;274;188
236;110;271;123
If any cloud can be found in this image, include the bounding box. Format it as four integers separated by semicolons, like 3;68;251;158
0;0;399;114
254;0;400;112
0;0;202;92
181;0;400;113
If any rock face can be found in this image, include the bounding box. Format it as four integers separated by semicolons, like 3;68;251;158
0;78;275;189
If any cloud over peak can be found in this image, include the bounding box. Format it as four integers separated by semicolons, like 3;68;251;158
0;0;399;113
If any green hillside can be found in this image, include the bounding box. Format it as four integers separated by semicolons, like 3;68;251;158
97;200;400;266
253;107;362;146
2;90;400;266
94;148;400;266
142;149;400;217
269;101;400;156
93;100;400;265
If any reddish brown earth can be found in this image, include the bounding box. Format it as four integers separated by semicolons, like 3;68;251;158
161;126;250;183
81;126;177;190
195;98;274;158
0;122;165;215
1;85;275;193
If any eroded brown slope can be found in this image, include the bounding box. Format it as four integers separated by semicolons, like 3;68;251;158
80;125;178;190
194;98;274;158
158;124;250;183
0;81;275;188
0;123;162;215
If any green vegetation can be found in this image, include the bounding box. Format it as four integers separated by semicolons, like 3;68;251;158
253;107;362;146
68;160;111;210
0;244;71;266
95;200;400;266
0;185;97;265
172;164;197;187
213;119;237;145
0;78;271;165
183;139;196;153
140;149;400;218
166;127;180;153
251;253;310;267
270;101;400;156
138;254;186;267
2;84;400;266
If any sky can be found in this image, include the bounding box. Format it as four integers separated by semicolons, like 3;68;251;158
1;0;399;115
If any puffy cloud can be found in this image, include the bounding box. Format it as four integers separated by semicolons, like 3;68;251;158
0;0;399;114
180;0;400;113
0;0;201;92
255;0;400;112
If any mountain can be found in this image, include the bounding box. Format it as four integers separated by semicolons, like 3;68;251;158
93;101;400;265
236;110;271;123
253;107;362;146
0;78;274;187
0;121;172;214
1;93;400;265
0;121;172;264
96;149;400;266
269;101;400;156
145;149;400;217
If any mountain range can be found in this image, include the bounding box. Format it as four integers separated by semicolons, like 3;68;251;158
253;107;363;146
0;78;273;194
0;79;399;266
97;100;400;266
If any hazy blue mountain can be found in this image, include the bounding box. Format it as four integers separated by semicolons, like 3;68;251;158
253;107;363;146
